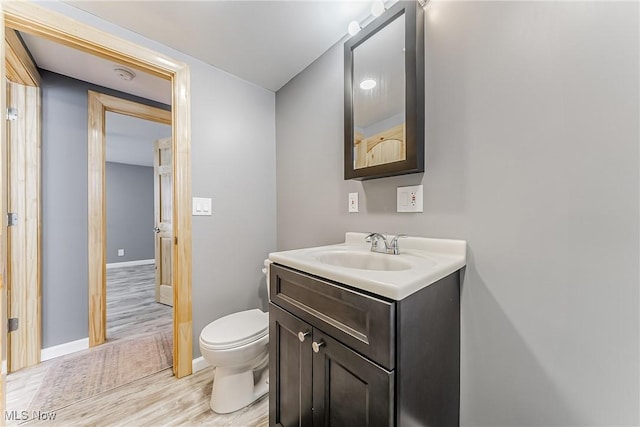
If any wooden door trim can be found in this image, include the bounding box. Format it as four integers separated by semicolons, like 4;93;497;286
87;91;171;347
2;2;193;378
5;29;40;86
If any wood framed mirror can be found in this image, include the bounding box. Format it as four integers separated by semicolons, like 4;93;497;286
344;1;424;180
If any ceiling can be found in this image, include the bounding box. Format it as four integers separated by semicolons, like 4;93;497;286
106;112;171;167
16;1;385;166
66;0;375;92
353;11;405;130
20;32;172;105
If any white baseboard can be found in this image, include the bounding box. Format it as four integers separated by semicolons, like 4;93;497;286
106;259;155;269
41;337;89;361
192;356;209;373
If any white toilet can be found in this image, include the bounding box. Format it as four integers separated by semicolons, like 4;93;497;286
199;261;271;414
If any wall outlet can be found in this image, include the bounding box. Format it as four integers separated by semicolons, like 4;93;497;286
117;249;125;257
348;192;359;213
192;197;212;216
397;185;423;213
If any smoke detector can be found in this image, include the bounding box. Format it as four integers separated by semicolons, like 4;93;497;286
113;67;136;81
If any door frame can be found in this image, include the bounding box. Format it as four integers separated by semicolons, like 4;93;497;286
1;2;193;378
5;27;42;374
87;91;171;341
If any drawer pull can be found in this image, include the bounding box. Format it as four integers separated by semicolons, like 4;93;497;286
312;340;325;353
298;331;310;342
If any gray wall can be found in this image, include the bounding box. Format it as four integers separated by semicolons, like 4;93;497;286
41;72;89;348
41;71;170;347
40;2;276;354
276;2;638;426
106;162;154;264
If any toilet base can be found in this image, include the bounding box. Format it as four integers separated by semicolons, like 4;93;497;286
210;362;269;414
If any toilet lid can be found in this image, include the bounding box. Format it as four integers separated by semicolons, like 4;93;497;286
200;309;268;350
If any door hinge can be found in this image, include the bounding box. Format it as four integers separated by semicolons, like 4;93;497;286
7;212;17;227
6;107;18;122
8;318;18;333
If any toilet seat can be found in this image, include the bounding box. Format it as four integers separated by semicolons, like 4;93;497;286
200;309;268;350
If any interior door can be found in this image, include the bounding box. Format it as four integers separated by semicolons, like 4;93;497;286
6;79;41;372
154;137;172;306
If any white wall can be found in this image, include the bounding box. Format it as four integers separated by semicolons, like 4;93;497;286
38;1;277;356
276;2;639;425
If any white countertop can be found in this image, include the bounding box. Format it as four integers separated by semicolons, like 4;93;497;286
269;232;467;300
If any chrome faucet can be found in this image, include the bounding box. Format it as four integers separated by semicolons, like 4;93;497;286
365;233;407;255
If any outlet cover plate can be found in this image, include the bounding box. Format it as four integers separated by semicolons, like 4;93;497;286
397;185;423;213
348;192;359;213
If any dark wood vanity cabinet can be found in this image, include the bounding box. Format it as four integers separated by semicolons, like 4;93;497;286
269;263;461;427
270;304;393;427
269;303;313;426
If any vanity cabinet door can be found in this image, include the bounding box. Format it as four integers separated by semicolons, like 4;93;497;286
269;303;313;427
311;331;394;427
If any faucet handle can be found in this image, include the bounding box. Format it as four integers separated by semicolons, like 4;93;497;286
389;234;408;254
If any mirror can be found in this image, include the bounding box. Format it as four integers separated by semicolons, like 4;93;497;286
344;1;424;180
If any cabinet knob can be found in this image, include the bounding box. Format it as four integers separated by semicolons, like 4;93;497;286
298;331;310;342
312;340;325;353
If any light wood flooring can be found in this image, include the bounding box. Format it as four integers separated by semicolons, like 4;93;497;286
5;265;269;426
106;264;172;341
8;366;268;426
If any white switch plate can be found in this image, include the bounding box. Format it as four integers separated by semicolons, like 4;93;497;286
397;185;423;213
348;192;359;213
117;249;125;257
192;197;212;216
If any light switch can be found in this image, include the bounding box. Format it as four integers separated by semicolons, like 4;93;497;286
117;249;125;257
193;197;212;216
348;192;359;213
397;185;423;213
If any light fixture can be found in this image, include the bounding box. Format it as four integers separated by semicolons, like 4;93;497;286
113;66;136;81
371;1;385;17
348;0;389;37
348;20;361;36
360;79;377;90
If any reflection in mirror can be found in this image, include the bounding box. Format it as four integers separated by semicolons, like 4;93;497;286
344;1;424;180
353;14;405;170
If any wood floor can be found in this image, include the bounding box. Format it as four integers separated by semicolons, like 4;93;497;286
106;264;172;341
5;264;268;426
9;367;268;426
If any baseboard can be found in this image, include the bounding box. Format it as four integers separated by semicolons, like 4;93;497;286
106;259;155;269
192;356;209;373
41;337;89;361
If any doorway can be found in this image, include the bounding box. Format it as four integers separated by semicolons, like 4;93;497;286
2;2;193;379
104;109;173;344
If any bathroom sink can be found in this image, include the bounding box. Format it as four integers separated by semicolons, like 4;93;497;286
269;232;467;300
314;250;411;271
